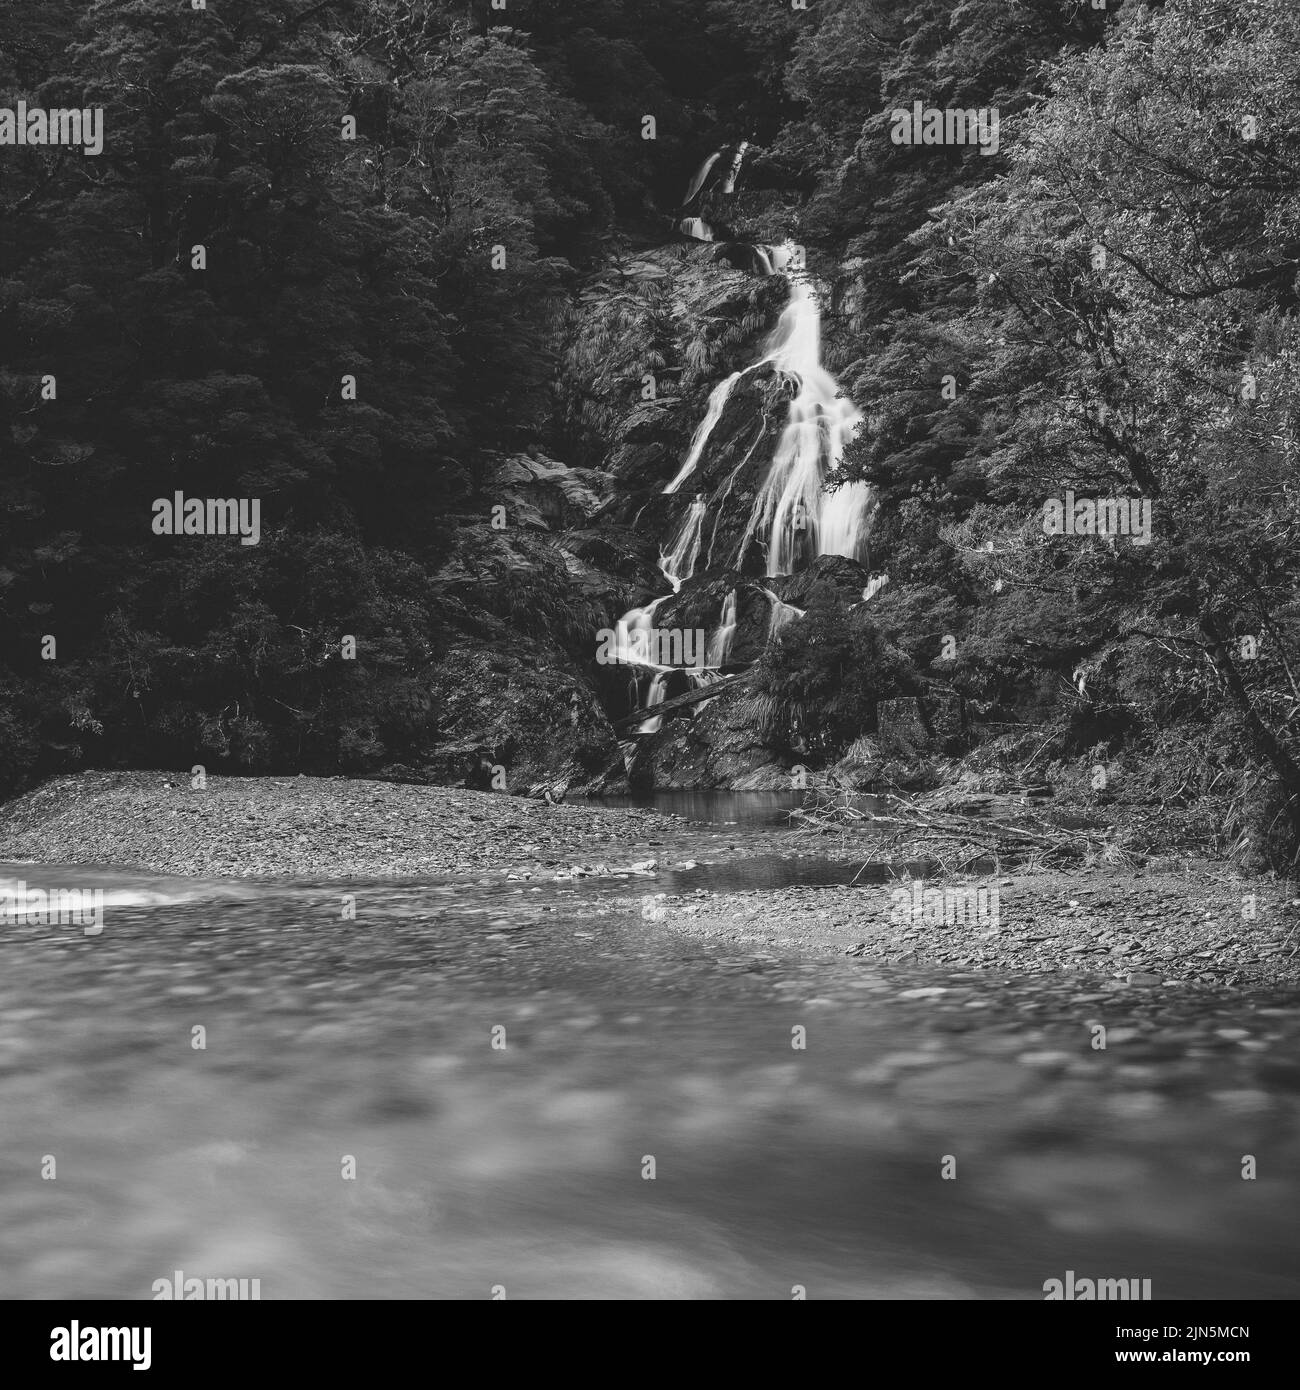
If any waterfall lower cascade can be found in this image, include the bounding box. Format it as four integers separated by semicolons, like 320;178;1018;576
610;499;714;734
860;572;890;604
678;216;713;242
614;159;876;734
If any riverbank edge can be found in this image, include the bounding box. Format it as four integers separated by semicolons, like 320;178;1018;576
1;771;1296;985
650;871;1300;989
0;771;696;880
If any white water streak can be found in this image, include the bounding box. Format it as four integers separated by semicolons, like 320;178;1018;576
745;253;871;576
706;589;738;668
666;373;746;494
660;498;707;591
637;672;670;734
763;588;805;639
683;150;723;205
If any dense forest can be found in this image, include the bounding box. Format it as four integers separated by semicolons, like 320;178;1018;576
3;0;1299;868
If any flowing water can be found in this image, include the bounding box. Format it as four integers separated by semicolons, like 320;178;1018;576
682;150;723;205
614;123;870;730
617;242;878;725
739;276;873;577
2;793;1298;1299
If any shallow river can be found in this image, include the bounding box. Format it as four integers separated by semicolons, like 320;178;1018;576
2;794;1297;1299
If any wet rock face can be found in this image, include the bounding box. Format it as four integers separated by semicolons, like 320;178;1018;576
628;691;793;791
771;555;872;607
426;524;634;796
487;454;611;531
561;243;784;484
618;401;678;446
425;637;625;798
654;575;770;668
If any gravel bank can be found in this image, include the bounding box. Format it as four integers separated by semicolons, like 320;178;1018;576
650;871;1300;987
0;771;698;879
4;773;1298;986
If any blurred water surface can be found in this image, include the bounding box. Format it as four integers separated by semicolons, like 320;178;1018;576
2;837;1297;1300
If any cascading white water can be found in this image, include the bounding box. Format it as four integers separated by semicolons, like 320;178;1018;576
608;498;706;672
683;150;724;205
860;572;889;604
607;595;667;672
738;257;871;576
637;671;670;734
679;217;713;242
753;242;794;278
614;224;876;733
670;244;872;572
666;372;748;494
763;588;805;639
706;589;738;668
659;497;707;590
610;499;709;732
767;244;794;274
665;245;809;496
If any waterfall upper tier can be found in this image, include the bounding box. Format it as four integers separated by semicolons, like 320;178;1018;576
664;247;875;578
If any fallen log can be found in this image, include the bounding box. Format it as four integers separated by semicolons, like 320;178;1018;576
612;673;750;733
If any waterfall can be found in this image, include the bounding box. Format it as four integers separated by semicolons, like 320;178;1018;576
763;589;805;639
614;211;876;734
683;150;724;205
740;262;869;577
610;499;708;734
683;142;747;204
666;372;747;494
607;595;668;671
706;589;738;669
860;572;889;604
753;243;794;278
637;672;670;734
819;476;875;565
672;244;870;575
767;244;795;274
660;497;707;589
666;251;814;497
